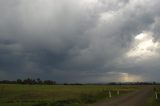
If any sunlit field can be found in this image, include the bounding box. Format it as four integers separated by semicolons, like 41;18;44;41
0;84;139;106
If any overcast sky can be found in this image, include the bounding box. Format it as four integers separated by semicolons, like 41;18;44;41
0;0;160;83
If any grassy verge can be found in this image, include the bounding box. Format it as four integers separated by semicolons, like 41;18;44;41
146;87;160;106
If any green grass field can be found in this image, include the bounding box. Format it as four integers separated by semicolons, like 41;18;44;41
0;84;139;106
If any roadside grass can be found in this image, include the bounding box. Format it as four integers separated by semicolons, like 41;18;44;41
146;87;160;106
0;84;139;106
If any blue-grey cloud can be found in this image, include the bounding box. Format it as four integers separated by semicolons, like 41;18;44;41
0;0;160;82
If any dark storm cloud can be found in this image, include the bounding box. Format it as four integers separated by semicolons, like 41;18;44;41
0;0;160;82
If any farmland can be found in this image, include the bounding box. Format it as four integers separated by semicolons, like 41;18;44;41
0;84;138;106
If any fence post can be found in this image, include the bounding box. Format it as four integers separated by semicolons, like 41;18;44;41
109;91;112;98
155;92;158;99
117;90;119;96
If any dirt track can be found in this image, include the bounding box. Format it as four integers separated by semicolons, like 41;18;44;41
93;86;153;106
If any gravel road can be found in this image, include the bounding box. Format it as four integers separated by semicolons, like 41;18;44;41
93;86;153;106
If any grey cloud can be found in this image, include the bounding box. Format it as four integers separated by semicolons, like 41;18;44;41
0;0;160;82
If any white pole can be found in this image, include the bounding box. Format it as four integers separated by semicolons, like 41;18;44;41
155;92;158;99
117;90;119;95
109;91;112;98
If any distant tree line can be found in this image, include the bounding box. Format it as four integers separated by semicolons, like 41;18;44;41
0;79;160;85
107;82;160;85
0;78;56;85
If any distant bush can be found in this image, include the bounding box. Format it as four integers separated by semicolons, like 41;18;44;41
0;78;56;85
